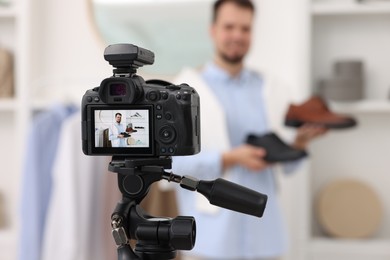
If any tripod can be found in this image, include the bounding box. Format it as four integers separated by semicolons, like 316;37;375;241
109;156;267;260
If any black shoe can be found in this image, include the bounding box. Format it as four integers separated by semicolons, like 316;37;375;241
120;132;131;138
246;132;308;162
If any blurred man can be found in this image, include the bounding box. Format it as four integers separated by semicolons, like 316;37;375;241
172;1;326;259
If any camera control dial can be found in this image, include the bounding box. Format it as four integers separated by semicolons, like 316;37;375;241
159;125;176;144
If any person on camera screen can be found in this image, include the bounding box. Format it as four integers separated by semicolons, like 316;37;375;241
109;112;127;147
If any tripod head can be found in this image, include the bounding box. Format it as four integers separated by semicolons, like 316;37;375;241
109;156;267;260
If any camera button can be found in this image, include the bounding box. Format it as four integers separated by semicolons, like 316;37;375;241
161;92;168;99
156;114;163;120
176;94;181;100
156;104;162;110
182;91;190;101
94;97;100;102
160;147;167;153
159;125;176;144
148;91;159;101
165;113;172;120
168;147;175;153
87;96;93;102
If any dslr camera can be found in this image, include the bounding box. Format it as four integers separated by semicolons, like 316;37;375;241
82;44;200;157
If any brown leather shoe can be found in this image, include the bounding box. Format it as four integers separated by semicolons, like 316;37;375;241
285;96;357;129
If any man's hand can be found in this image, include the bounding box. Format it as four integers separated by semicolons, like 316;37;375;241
118;134;125;138
222;144;269;172
293;124;328;150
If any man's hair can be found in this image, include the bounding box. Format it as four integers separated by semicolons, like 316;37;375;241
115;113;122;117
212;0;255;23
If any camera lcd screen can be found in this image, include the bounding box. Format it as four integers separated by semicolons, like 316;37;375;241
90;106;154;155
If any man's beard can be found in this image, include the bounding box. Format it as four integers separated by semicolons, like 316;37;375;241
219;51;244;65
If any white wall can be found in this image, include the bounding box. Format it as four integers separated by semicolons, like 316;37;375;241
27;0;311;104
247;0;311;101
28;0;109;104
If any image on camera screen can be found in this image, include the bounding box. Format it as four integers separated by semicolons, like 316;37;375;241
93;109;150;149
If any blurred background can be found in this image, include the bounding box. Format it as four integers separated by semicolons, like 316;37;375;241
0;0;390;259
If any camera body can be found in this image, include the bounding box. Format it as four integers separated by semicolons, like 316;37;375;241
82;44;200;157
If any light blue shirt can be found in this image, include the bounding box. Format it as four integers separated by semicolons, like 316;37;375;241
19;104;78;260
109;122;126;147
172;62;289;259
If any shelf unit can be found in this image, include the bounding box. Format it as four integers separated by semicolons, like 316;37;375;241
329;100;390;113
312;1;390;15
307;238;390;260
0;1;31;259
0;230;17;260
0;6;17;17
0;98;17;110
304;1;390;259
0;0;107;257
